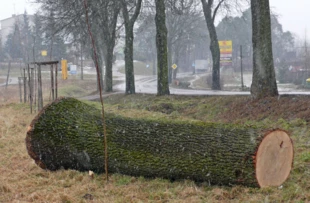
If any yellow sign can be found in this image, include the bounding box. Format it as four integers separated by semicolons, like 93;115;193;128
171;64;178;69
61;59;68;80
218;41;232;54
306;78;310;82
219;40;233;66
41;50;47;56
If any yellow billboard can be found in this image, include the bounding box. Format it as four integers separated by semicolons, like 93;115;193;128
61;59;68;80
218;40;232;54
219;40;233;66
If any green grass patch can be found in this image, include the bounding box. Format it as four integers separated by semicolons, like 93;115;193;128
114;174;133;186
300;152;310;162
58;85;89;97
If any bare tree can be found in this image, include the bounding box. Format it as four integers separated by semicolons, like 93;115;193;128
155;0;170;95
200;0;223;90
250;0;278;98
166;0;202;81
200;0;244;90
134;14;157;75
136;1;209;80
35;0;120;92
120;0;143;94
96;1;120;92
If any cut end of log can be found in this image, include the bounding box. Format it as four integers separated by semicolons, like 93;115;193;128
27;126;32;133
256;130;293;188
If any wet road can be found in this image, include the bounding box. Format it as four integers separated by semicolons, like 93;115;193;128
114;74;310;96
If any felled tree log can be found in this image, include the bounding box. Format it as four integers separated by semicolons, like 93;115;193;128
26;97;293;187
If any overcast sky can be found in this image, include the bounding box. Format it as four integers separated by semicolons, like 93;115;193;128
0;0;37;20
270;0;310;41
0;0;309;40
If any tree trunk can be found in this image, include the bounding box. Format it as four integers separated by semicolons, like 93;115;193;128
26;97;293;188
155;0;170;95
5;61;11;89
93;0;119;93
104;44;114;92
202;2;221;90
168;40;173;83
124;25;135;94
121;0;142;94
250;0;278;98
90;42;104;92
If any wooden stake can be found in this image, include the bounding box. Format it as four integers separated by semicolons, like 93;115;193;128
38;65;43;111
23;68;27;103
30;68;34;114
34;65;37;113
27;64;32;113
55;64;58;99
18;77;22;103
51;64;54;100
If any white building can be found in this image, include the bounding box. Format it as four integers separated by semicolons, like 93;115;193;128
0;14;34;47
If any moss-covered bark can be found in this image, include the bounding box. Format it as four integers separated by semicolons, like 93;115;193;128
27;97;281;187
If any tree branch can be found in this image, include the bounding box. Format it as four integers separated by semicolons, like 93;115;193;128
212;0;225;23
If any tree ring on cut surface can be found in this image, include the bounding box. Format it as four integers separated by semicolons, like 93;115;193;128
256;130;293;187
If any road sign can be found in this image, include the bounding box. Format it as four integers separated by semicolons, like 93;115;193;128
41;50;47;56
172;64;177;69
70;65;77;75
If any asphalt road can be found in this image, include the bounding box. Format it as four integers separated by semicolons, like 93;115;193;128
113;74;310;96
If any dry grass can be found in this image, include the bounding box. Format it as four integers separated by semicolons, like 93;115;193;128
1;88;310;202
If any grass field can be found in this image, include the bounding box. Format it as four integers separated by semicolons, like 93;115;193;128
0;83;310;202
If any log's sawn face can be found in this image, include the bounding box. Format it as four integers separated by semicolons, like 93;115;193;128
255;130;294;188
25;97;294;188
